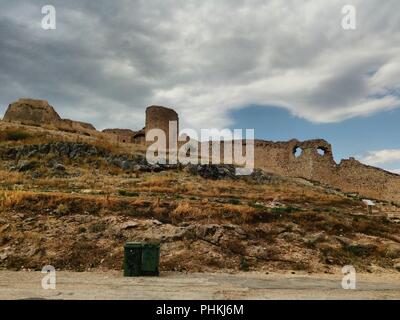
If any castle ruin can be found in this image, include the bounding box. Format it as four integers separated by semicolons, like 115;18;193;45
3;98;95;135
2;98;400;202
145;105;179;149
102;128;145;144
253;139;400;202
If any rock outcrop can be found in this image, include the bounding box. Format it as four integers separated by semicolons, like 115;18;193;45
3;98;96;135
3;98;61;126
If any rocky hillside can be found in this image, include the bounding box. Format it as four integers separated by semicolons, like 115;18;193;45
1;124;400;273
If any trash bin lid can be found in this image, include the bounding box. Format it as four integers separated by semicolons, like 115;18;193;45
142;243;160;248
124;242;143;248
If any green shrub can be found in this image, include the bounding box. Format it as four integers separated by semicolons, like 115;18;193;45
118;189;139;197
240;257;249;271
88;222;107;233
78;227;87;233
346;244;375;257
54;204;69;216
5;130;30;141
227;198;241;205
271;206;298;214
248;201;266;210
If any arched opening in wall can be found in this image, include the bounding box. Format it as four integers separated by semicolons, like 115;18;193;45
293;146;302;158
317;147;326;156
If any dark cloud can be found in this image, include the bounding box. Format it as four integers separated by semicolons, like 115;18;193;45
0;0;399;130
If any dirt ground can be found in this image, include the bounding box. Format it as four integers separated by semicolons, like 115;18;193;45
1;270;400;300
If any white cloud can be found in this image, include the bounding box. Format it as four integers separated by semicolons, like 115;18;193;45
358;149;400;166
1;0;400;130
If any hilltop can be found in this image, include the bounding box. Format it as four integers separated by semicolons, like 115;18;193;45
0;121;400;273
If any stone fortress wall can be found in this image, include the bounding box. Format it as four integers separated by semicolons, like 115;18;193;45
2;98;400;202
252;139;400;202
103;128;138;144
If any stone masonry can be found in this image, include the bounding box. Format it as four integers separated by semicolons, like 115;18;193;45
2;98;400;202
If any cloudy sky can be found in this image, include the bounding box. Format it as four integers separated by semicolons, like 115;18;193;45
0;0;400;171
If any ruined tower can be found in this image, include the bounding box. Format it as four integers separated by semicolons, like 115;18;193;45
145;106;179;149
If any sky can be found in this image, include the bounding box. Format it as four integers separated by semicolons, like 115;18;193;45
0;0;400;172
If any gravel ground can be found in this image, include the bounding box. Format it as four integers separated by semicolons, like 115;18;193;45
1;270;400;300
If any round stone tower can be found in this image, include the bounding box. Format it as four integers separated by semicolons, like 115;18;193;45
145;105;179;149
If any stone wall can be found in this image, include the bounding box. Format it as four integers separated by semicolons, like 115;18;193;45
253;139;400;202
178;138;400;202
132;129;145;144
254;139;336;180
4;98;400;202
102;128;136;143
335;158;400;202
59;119;96;135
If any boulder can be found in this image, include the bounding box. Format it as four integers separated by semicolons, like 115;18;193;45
17;160;37;172
53;163;66;171
394;258;400;272
185;164;237;179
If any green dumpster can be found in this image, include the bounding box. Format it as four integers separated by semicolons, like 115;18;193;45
141;243;160;276
123;242;142;277
123;242;160;277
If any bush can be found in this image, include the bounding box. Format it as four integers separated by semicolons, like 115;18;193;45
118;189;139;197
346;244;376;257
88;222;107;233
227;198;241;205
240;257;249;271
78;227;87;233
248;201;266;210
271;206;298;214
54;204;69;216
4;130;30;141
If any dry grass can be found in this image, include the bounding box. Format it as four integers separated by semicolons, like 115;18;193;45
0;121;147;155
171;201;203;222
1;123;399;272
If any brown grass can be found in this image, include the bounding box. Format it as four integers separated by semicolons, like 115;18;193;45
1;124;400;272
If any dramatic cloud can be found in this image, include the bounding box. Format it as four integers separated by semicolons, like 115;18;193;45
0;0;399;131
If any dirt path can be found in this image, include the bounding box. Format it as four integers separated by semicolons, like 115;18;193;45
1;270;400;300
